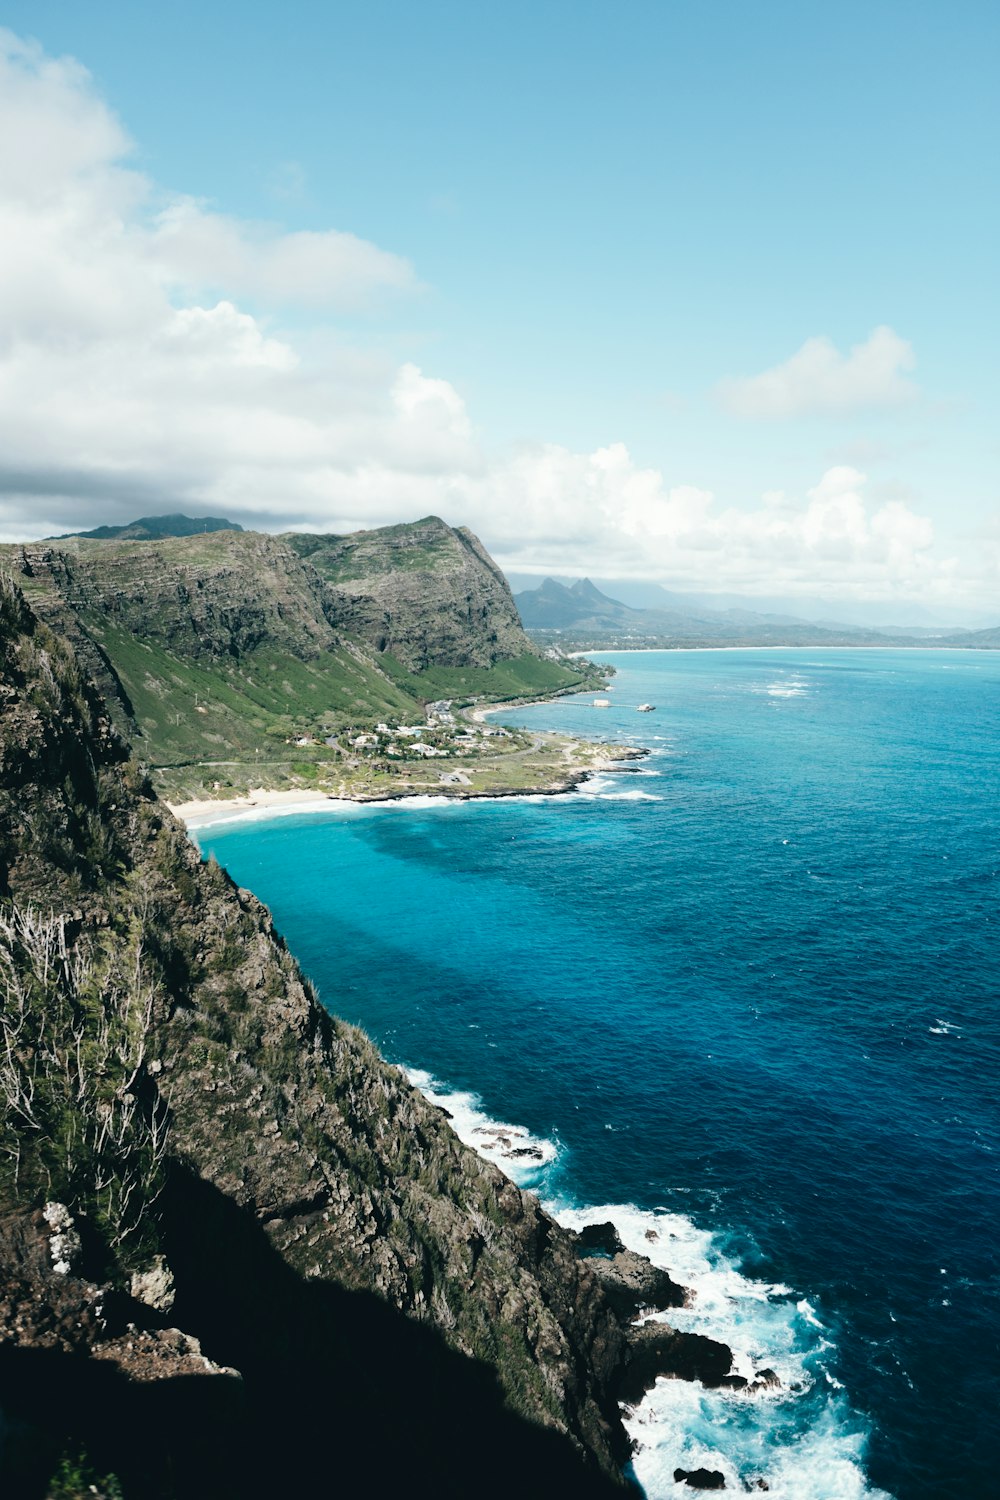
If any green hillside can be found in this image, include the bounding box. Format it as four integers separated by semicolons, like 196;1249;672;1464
83;619;423;764
1;519;603;796
381;649;596;703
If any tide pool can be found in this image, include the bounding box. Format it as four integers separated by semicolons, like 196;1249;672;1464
197;649;1000;1500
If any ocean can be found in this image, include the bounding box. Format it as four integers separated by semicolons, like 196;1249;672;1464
194;648;1000;1499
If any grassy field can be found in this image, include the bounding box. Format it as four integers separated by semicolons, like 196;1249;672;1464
379;650;600;704
85;619;423;765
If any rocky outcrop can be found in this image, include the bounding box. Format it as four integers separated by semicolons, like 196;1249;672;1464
13;531;338;662
673;1468;727;1490
617;1322;735;1405
587;1248;688;1322
288;516;536;670
0;577;627;1497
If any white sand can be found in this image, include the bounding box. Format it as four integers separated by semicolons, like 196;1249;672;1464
167;788;340;829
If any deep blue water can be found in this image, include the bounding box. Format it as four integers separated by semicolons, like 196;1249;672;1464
196;649;1000;1500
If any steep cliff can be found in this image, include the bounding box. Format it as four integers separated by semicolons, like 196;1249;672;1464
287;516;535;670
0;576;629;1498
1;522;590;783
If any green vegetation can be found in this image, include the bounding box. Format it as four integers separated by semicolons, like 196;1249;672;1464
83;620;422;764
286;517;458;579
81;623;600;792
0;903;168;1258
48;1451;123;1500
379;649;599;703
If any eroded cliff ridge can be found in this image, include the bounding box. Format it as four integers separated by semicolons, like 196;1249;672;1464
0;576;630;1498
0;518;593;790
287;516;533;670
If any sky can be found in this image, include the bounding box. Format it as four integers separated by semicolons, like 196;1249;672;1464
0;1;997;619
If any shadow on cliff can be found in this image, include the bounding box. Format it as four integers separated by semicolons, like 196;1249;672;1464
0;1167;631;1500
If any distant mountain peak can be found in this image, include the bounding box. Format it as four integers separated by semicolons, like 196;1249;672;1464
51;513;244;542
570;577;622;606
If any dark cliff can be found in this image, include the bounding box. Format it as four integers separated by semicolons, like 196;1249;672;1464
0;576;629;1498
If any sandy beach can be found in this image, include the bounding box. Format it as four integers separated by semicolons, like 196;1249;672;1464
166;787;341;827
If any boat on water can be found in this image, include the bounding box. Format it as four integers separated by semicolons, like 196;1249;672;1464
636;703;656;712
593;698;611;707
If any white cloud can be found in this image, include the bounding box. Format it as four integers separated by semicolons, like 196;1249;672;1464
718;326;918;419
0;30;984;613
147;198;416;309
474;450;947;601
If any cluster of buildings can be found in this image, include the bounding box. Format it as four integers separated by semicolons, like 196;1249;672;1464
287;700;513;762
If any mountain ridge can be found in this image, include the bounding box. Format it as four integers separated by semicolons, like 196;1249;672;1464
514;576;991;649
50;513;245;542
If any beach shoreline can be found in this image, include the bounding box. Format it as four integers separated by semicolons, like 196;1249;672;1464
167;742;648;829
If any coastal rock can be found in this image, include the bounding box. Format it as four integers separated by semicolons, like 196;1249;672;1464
589;1248;688;1321
673;1467;726;1490
719;1366;781;1396
618;1322;734;1404
574;1222;625;1257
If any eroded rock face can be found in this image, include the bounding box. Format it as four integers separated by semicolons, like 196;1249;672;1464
129;1255;175;1314
14;532;337;663
588;1248;689;1321
0;580;627;1496
288;517;535;670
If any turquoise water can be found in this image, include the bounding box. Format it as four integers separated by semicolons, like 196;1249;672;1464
197;649;1000;1499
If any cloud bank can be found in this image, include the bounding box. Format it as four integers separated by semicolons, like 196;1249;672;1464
718;327;918;419
0;29;977;609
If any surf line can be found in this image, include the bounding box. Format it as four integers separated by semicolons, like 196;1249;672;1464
405;1065;894;1500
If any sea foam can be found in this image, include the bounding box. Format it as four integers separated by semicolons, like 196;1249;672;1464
407;1071;893;1500
403;1066;559;1183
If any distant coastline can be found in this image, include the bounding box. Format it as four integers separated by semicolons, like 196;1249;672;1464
571;643;996;654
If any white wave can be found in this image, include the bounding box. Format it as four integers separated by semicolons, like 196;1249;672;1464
577;774;616;793
549;1202;892;1499
575;776;662;802
929;1019;962;1036
404;1075;892;1500
595;789;663;802
404;1067;559;1183
752;675;811;700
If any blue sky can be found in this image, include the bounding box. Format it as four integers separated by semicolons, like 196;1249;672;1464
0;2;997;617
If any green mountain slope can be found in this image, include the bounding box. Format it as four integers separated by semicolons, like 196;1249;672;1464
1;520;596;792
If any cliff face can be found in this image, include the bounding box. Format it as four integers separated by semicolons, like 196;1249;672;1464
14;532;338;663
288;516;535;670
0;520;582;786
0;577;627;1498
